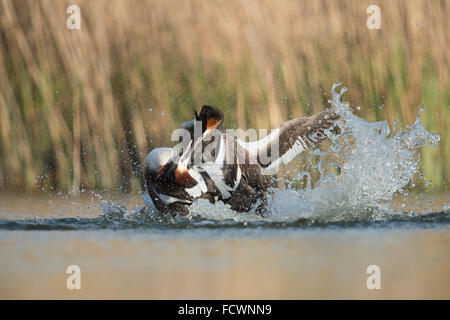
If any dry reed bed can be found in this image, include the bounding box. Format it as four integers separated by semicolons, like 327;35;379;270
0;0;448;193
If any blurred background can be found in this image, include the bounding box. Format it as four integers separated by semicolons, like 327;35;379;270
0;0;448;194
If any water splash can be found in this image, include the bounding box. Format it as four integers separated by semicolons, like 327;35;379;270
100;195;164;221
268;83;440;222
0;83;444;230
94;84;441;224
189;84;440;222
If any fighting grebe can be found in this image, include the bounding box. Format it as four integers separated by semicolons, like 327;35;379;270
144;105;338;215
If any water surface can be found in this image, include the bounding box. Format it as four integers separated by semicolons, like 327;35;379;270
0;192;449;299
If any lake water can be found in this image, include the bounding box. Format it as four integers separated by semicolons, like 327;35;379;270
0;192;449;299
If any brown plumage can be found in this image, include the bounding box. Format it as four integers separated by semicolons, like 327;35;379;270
144;106;339;215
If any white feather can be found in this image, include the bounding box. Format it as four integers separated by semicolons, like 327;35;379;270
261;139;305;174
185;166;208;197
236;126;308;174
185;184;202;198
237;128;281;155
233;165;242;191
198;163;233;199
195;134;234;199
157;192;191;205
145;148;176;174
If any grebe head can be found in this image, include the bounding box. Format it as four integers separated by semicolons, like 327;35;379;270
144;147;176;178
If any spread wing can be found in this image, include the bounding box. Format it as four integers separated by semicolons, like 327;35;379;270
238;109;339;174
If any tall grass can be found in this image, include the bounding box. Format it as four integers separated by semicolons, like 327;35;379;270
0;0;448;193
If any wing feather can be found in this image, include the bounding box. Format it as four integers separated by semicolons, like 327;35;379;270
239;110;339;173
